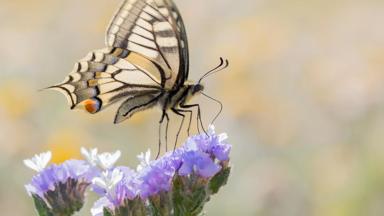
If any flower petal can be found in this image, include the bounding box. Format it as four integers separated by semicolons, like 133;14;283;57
23;151;52;172
97;151;121;170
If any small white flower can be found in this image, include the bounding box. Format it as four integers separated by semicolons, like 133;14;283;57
109;168;124;186
97;150;121;170
24;184;37;196
23;151;52;172
218;133;228;142
208;124;216;135
81;147;99;166
92;177;107;190
92;169;123;191
136;149;151;171
82;148;121;170
91;197;113;216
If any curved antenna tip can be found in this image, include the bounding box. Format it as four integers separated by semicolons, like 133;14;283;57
198;57;230;84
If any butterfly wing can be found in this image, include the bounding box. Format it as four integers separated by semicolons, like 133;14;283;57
49;47;164;122
106;0;189;89
50;0;190;123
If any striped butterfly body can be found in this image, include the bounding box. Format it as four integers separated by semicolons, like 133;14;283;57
49;0;228;152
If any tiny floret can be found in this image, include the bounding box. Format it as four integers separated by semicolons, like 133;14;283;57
81;148;122;170
91;197;113;216
81;147;99;166
23;151;52;172
178;150;221;178
97;150;121;170
94;169;123;189
136;149;151;171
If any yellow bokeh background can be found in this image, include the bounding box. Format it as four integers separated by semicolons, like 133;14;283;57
1;0;384;215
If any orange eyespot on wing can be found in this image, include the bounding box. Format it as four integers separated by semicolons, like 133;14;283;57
81;98;102;114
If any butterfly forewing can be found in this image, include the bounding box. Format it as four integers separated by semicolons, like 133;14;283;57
106;0;189;89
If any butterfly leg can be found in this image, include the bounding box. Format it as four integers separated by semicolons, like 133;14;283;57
180;103;208;136
176;109;192;136
179;103;200;134
157;114;164;159
164;112;170;152
171;108;186;151
157;111;169;159
175;108;193;136
184;109;193;136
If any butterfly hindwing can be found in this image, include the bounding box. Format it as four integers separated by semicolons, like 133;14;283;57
49;47;163;116
114;92;162;123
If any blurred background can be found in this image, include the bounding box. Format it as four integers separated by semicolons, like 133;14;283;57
1;0;384;215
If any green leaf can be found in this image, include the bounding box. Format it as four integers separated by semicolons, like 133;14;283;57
32;195;53;216
103;208;114;216
172;175;209;216
172;175;187;216
127;198;146;216
102;198;147;216
208;167;231;195
115;205;129;216
189;186;207;215
148;194;170;216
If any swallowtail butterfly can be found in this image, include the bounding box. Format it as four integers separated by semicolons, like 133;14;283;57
49;0;228;152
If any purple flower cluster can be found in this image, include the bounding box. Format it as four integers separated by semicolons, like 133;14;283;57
24;126;231;216
136;151;180;199
92;126;231;214
25;160;92;199
24;159;94;215
178;126;230;177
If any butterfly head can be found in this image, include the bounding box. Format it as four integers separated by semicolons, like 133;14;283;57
192;83;205;95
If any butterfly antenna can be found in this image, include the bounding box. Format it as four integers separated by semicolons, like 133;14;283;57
201;92;223;125
198;57;229;84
